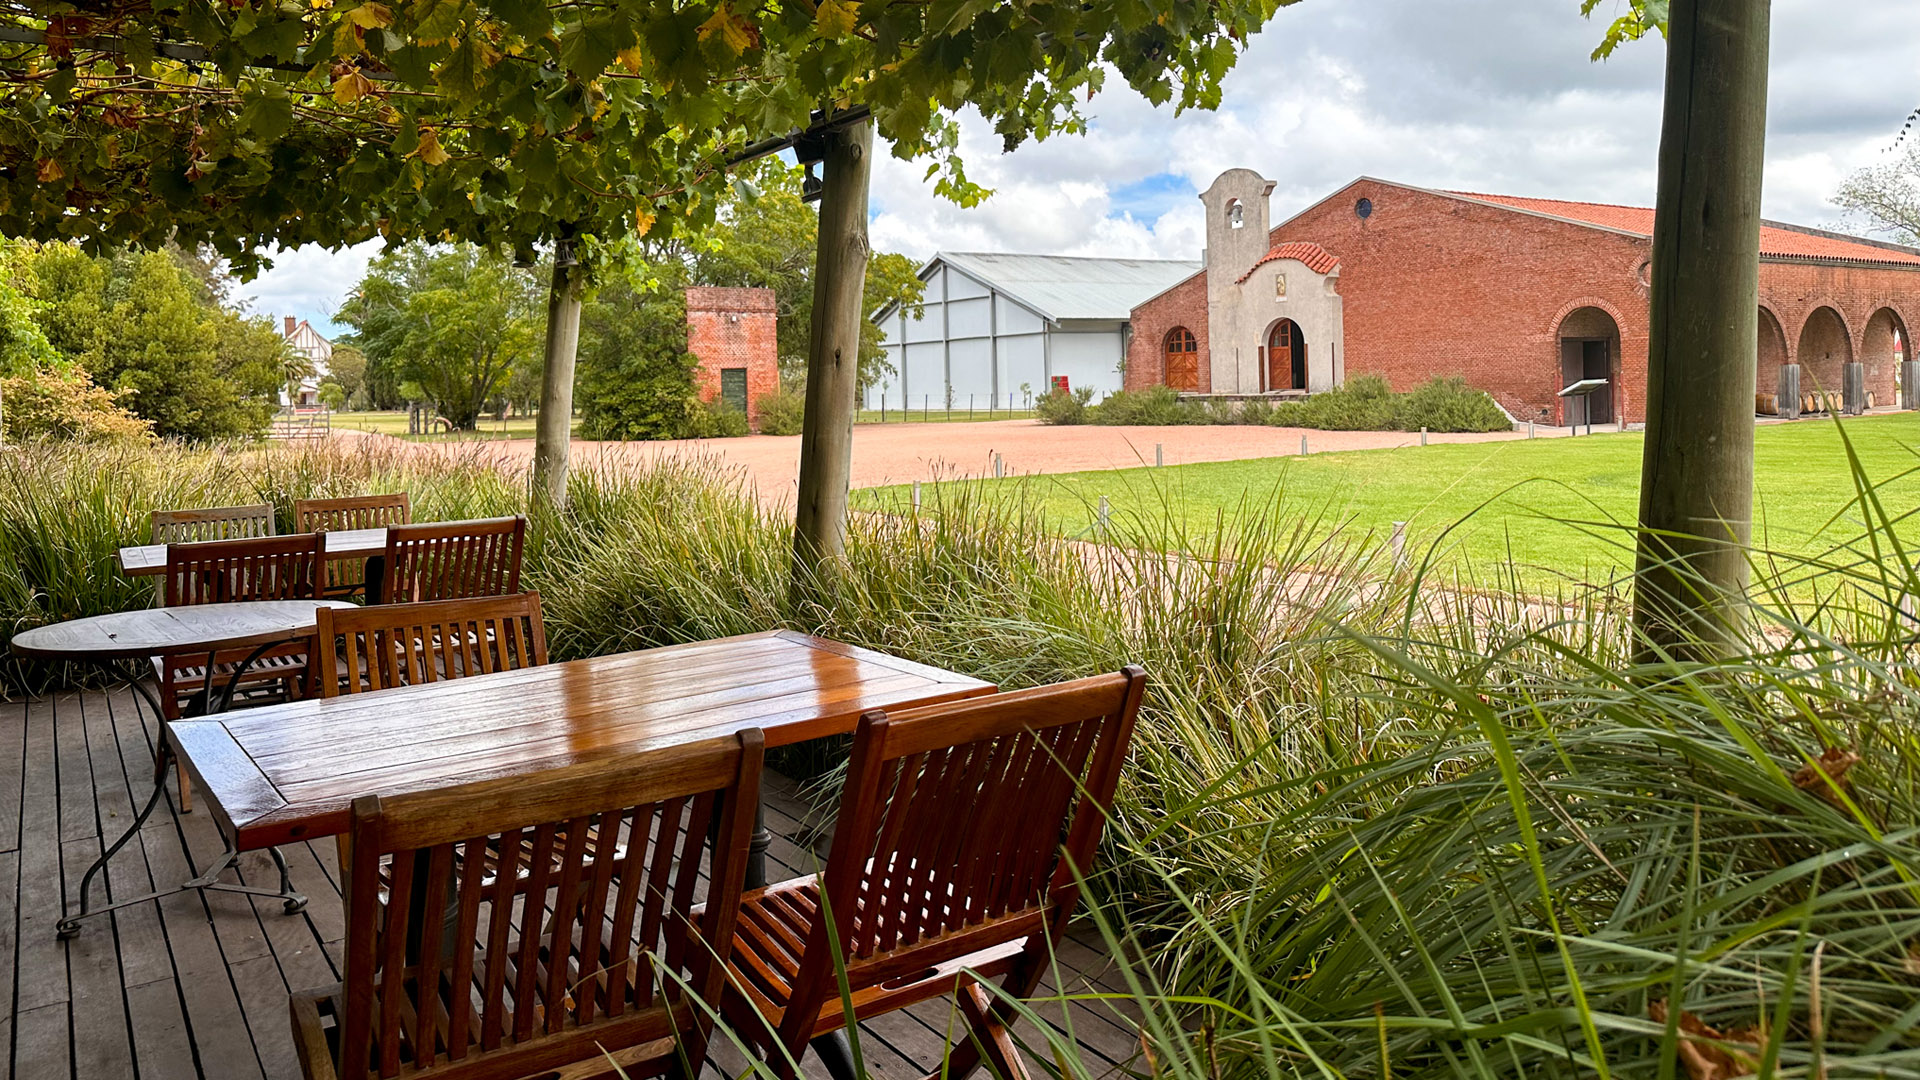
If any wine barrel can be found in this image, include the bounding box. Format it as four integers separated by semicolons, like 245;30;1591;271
1755;392;1781;416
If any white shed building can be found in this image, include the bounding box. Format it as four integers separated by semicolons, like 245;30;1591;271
867;252;1202;412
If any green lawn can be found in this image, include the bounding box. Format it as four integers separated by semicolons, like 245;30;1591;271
331;411;576;441
859;413;1920;582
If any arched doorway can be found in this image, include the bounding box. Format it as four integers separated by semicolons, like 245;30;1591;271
1164;327;1199;392
1266;320;1306;392
1757;306;1790;413
1861;307;1907;408
1555;306;1620;426
1796;306;1852;410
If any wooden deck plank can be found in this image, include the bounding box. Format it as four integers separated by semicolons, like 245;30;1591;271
60;836;136;1080
13;1003;68;1080
16;694;68;1017
139;823;268;1080
0;699;27;855
124;979;199;1079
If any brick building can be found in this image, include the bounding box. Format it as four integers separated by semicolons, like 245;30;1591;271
685;286;779;429
1128;171;1920;426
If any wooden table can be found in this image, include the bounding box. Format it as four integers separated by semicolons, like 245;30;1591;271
115;527;388;576
171;629;995;864
10;600;357;938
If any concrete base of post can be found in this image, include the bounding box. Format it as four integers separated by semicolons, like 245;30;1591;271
1843;361;1867;415
1777;363;1801;420
1902;361;1920;410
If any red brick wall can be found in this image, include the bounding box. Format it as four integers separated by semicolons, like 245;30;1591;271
1754;262;1915;408
1126;270;1210;392
1129;178;1920;424
685;286;779;429
1273;181;1652;425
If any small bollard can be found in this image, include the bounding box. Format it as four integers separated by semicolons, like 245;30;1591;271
911;481;921;512
1390;521;1408;570
994;453;1004;479
1300;434;1309;456
1420;427;1428;446
1527;420;1534;439
1155;443;1164;467
1097;495;1110;536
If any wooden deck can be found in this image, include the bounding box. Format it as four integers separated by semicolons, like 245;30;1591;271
0;687;1144;1080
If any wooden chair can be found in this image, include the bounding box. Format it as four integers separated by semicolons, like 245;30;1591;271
375;517;526;605
312;593;547;697
295;493;411;599
154;532;326;809
717;667;1147;1080
151;503;277;543
289;731;764;1080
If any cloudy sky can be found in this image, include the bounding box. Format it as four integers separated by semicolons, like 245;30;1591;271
243;0;1920;337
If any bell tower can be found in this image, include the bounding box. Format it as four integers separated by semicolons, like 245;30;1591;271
1200;169;1276;393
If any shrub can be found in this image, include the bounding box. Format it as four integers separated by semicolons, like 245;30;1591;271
754;386;806;436
1087;385;1199;426
0;370;153;443
574;279;705;441
1395;374;1514;432
1034;386;1092;425
683;397;750;438
1268;373;1399;430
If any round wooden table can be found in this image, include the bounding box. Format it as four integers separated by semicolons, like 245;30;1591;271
11;599;355;939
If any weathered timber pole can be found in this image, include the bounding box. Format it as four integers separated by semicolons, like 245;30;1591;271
532;239;583;510
1632;0;1771;661
790;117;872;601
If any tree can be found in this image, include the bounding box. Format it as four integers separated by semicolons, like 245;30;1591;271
353;247;543;430
1835;141;1920;245
318;380;348;412
327;345;370;404
574;267;705;441
1628;0;1769;660
1;0;1287;548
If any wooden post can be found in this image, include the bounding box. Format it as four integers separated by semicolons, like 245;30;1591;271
790;118;872;599
1632;0;1771;660
533;239;583;510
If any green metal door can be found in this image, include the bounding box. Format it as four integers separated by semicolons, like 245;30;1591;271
720;368;748;414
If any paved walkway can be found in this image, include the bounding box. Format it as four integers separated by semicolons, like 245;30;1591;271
378;419;1575;506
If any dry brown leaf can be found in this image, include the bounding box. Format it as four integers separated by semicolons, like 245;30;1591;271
1791;745;1861;809
35;157;64;182
1649;1000;1760;1080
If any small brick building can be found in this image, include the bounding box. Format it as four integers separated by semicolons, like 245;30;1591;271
1128;171;1920;426
685;286;779;429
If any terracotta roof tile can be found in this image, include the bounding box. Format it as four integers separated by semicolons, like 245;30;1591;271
1446;191;1920;268
1238;241;1340;283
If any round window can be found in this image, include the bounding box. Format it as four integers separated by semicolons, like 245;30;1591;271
1355;197;1373;220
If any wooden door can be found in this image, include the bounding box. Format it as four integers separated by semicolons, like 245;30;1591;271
1164;328;1198;391
720;368;749;414
1266;322;1294;391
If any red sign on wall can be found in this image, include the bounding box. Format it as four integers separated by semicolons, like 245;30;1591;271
1050;375;1070;393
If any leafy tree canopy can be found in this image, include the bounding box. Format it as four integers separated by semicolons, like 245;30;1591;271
3;0;1287;276
337;243;544;428
8;241;285;438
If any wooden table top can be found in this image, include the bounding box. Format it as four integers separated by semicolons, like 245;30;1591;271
9;600;358;662
169;630;995;850
115;528;388;576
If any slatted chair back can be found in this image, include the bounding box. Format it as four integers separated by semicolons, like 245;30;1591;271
304;732;763;1080
776;667;1146;1048
151;503;277;544
377;516;525;604
313;593;548;697
294;493;412;597
294;492;412;533
162;532;326;607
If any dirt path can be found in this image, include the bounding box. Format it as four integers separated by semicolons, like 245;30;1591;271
364;419;1576;506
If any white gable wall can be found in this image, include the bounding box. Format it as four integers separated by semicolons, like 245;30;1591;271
869;259;1131;413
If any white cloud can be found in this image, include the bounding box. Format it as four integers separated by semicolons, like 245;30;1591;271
236;239;382;338
257;0;1920;319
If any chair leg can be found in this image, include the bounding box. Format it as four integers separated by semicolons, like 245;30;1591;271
937;982;1030;1080
176;758;193;814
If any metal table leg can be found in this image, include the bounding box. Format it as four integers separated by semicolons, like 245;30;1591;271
56;648;308;940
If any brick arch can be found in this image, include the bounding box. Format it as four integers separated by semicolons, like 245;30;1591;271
1757;304;1790;368
1552;303;1624;427
1860;305;1908;408
1796;305;1853;408
1546;296;1634;340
